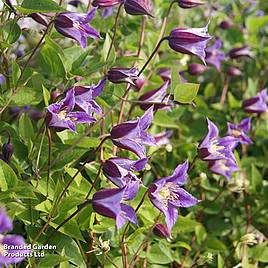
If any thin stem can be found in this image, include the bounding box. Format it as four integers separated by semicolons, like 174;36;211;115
106;3;123;61
138;37;168;76
0;21;53;116
85;164;103;199
46;127;52;198
137;16;146;58
34;126;46;180
220;77;229;105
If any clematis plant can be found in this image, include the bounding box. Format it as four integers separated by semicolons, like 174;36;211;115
124;0;153;17
243;88;268;114
205;38;225;71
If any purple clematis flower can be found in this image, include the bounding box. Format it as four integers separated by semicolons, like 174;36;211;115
138;81;171;110
227;67;242;77
149;161;199;231
111;106;156;158
205;38;225;71
92;187;138;229
167;24;211;64
154;130;173;146
153;223;172;240
103;157;147;200
0;137;13;164
177;0;204;9
92;0;122;8
0;208;13;233
208;158;239;180
29;13;49;27
73;79;106;115
124;0;153;17
107;67;139;85
229;46;252;59
227;118;252;145
47;89;96;132
102;7;114;18
188;63;208;75
198;119;237;161
55;9;100;48
243;88;268;114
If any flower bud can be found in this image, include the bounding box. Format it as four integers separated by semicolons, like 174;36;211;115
177;0;204;9
107;67;139;85
132;74;145;91
2;138;13;163
153;223;172;240
227;67;242;77
124;0;153;17
29;13;49;27
219;20;234;29
92;0;122;8
229;46;252;59
188;63;208;75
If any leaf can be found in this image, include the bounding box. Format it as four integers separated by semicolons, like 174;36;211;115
147;243;174;264
171;66;181;94
205;237;227;252
0;160;17;191
174;83;200;103
153;111;179;129
250;164;262;193
11;61;21;85
246;15;268;34
172;216;200;234
42;85;51;107
38;254;69;268
19;0;65;13
3;20;21;44
19;113;34;141
12;87;43;105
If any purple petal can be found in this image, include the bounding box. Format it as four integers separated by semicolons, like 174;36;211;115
0;208;13;233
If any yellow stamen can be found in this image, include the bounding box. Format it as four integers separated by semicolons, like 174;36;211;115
232;130;241;137
158;182;179;208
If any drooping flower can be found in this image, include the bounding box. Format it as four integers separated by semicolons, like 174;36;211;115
92;0;122;8
148;161;199;230
124;0;153;17
55;9;100;48
229;46;252;59
47;89;96;132
177;0;204;9
205;38;225;71
243;88;268;114
92;187;138;229
73;79;106;116
227;67;242;77
154;130;173;146
0;208;13;233
188;63;208;75
227;118;252;145
153;223;172;240
138;81;171;110
198;119;237;161
208;158;239;180
29;13;49;27
107;67;139;85
167;24;211;64
102;157;147;200
111;106;156;158
0;137;13;164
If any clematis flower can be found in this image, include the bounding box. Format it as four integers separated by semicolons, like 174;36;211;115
103;157;147;200
188;63;208;75
177;0;204;9
107;67;139;85
154;130;173;146
138;81;171;110
205;38;225;71
55;9;100;48
229;46;252;59
0;137;13;164
198;119;237;161
92;187;138;229
124;0;153;17
153;223;172;240
227;67;242;77
208;158;239;180
73;79;106;116
148;161;199;230
110;106;156;158
157;68;187;83
167;24;211;64
92;0;122;8
29;13;49;27
243;88;268;114
0;208;13;233
227;118;252;145
47;89;96;132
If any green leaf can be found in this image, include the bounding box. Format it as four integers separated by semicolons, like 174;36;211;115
0;160;18;191
174;83;200;103
147;243;174;264
19;0;65;13
12;87;42;106
11;61;21;85
246;15;268;34
250;164;262;193
42;85;51;107
153;111;179;129
205;237;227;252
19;113;34;141
38;254;69;268
3;20;21;44
171;66;181;94
173;216;200;234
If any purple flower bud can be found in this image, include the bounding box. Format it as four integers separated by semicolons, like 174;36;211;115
51;91;61;102
29;13;49;27
132;74;145;91
177;0;204;9
92;0;122;8
2;142;13;163
28;109;45;121
68;0;82;7
124;0;153;17
168;25;211;63
55;9;100;48
219;20;234;29
188;63;208;75
107;67;139;85
243;88;268;114
153;223;172;240
158;68;171;82
227;67;242;77
229;46;252;59
0;207;13;233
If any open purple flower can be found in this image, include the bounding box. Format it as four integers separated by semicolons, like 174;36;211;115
111;106;156;158
198;119;237;161
227;118;252;145
149;161;199;230
107;67;139;85
167;25;211;64
0;208;13;233
208;158;239;180
55;9;100;48
73;79;106;116
205;38;225;71
243;88;268;114
124;0;153;17
47;89;96;132
103;157;147;200
138;81;171;110
92;187;138;229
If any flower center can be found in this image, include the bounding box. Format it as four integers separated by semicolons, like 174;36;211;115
158;182;178;208
232;130;241;137
209;140;225;156
73;21;84;32
218;160;230;171
58;110;68;120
